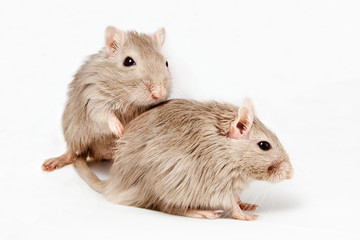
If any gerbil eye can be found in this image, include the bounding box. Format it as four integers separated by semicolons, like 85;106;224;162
166;61;168;67
123;57;136;67
258;141;271;151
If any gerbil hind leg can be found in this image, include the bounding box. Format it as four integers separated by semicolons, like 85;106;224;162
237;200;258;211
42;150;77;171
89;137;116;161
231;202;258;221
181;209;224;219
95;148;114;161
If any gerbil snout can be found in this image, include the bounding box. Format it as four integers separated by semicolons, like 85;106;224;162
145;83;166;101
266;159;293;182
267;160;283;174
285;167;294;180
151;90;163;100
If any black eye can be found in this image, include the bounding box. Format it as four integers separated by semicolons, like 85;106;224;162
258;141;271;151
166;61;168;67
123;57;136;67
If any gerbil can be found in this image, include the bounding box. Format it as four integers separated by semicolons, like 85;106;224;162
42;26;171;171
74;98;293;220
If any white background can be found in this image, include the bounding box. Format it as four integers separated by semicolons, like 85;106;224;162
1;0;360;239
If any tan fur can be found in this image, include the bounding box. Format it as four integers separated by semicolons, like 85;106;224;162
42;26;171;171
73;157;107;192
75;99;293;220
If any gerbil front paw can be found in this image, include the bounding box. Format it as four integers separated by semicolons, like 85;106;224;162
108;115;124;138
232;213;258;221
183;209;224;219
238;201;259;211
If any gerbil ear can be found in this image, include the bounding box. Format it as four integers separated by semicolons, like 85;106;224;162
105;26;126;56
228;98;255;140
152;27;166;47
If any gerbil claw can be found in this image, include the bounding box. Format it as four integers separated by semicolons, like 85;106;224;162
42;151;76;172
213;210;225;217
42;157;64;172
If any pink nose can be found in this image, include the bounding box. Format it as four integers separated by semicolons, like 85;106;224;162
151;91;162;100
285;170;294;179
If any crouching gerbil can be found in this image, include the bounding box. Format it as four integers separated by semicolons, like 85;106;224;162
75;98;293;220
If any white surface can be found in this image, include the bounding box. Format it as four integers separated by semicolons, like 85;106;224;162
1;0;360;239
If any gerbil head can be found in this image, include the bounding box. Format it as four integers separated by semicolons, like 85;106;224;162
227;98;293;183
102;26;171;107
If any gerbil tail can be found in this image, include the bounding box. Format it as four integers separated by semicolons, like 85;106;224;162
74;157;107;193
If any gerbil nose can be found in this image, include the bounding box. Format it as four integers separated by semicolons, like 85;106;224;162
151;92;162;100
151;88;163;100
285;169;294;179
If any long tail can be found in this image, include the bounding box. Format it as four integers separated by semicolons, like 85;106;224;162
74;157;107;193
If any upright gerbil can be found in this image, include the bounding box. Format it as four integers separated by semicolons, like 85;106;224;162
42;26;172;171
75;98;293;220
